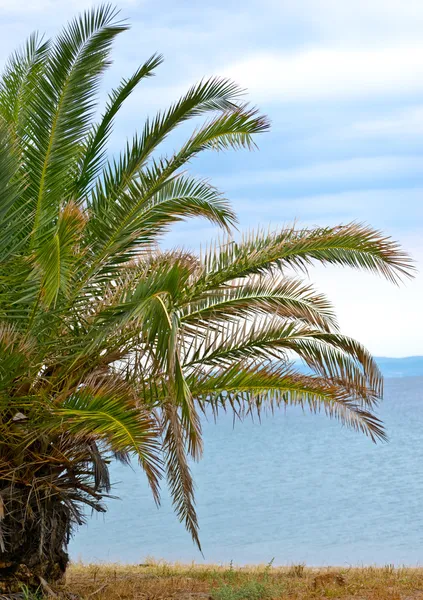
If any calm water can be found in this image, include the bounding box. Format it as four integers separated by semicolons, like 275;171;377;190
70;377;423;566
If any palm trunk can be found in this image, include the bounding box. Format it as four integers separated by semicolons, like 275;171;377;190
0;484;70;594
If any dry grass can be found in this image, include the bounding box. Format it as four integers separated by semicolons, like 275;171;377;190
59;560;423;600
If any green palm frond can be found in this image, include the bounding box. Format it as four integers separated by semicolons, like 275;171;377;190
184;319;381;404
162;403;201;550
281;331;383;400
99;76;247;201
0;122;24;258
189;362;386;442
34;202;86;307
198;223;414;288
73;53;164;197
180;277;337;333
140;107;268;195
0;32;50;140
53;378;162;502
81;105;266;285
87;175;236;271
27;5;126;240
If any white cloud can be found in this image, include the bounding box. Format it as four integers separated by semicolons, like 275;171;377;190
0;0;136;14
350;106;423;138
223;46;423;103
308;245;423;358
215;155;423;189
284;105;423;154
228;188;423;229
266;0;423;46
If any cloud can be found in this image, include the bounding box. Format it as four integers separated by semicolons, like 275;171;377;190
264;0;423;46
349;106;423;138
308;252;423;358
215;155;423;190
223;46;423;103
0;0;136;15
227;188;423;231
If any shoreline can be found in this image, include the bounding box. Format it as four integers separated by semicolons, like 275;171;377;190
69;559;423;570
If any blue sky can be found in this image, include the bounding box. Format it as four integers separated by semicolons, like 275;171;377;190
1;0;422;356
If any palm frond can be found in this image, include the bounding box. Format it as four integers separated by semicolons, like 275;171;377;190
0;32;50;141
99;76;247;202
26;4;126;240
189;362;386;442
0;122;24;259
34;201;86;307
87;175;236;271
162;403;201;550
282;331;383;401
197;223;414;289
0;323;36;390
73;53;163;197
53;378;162;502
180;276;337;333
81;105;267;286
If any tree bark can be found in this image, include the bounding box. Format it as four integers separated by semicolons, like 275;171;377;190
0;484;70;594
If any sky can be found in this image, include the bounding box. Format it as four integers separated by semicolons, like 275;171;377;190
0;0;422;357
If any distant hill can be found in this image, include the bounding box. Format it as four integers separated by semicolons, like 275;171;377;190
375;356;423;378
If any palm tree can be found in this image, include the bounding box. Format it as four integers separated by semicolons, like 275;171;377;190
0;5;413;594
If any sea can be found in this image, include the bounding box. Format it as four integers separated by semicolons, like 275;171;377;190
69;374;423;566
